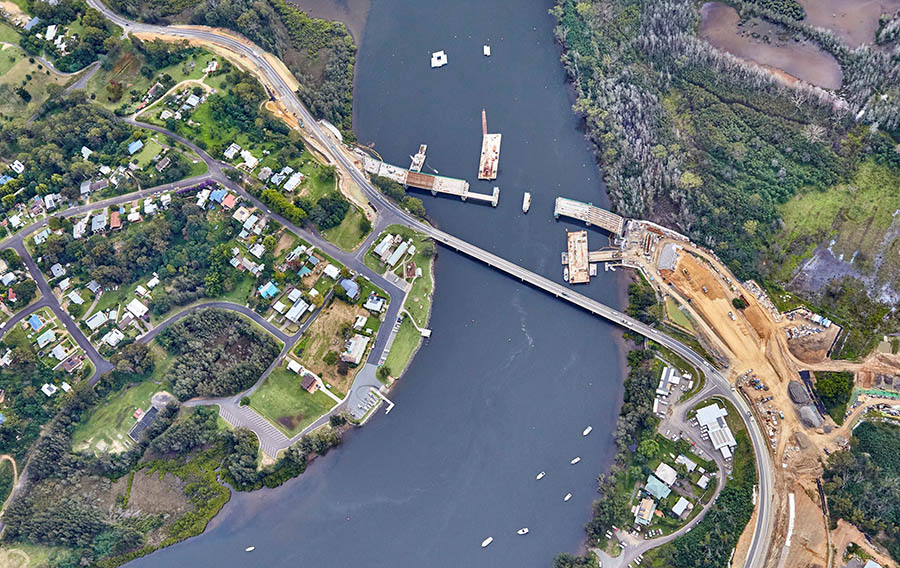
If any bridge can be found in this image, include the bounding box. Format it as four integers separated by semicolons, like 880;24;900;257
554;196;625;235
81;4;775;566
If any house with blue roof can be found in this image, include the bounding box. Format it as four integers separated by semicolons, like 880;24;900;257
644;474;671;500
24;16;40;31
258;281;279;299
340;279;359;300
307;255;319;266
28;314;43;331
297;266;312;277
36;329;55;349
127;140;144;155
209;189;227;203
0;175;13;186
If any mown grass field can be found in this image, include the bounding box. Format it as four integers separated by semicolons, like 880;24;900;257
322;204;368;251
0;45;69;123
382;318;420;378
249;363;337;437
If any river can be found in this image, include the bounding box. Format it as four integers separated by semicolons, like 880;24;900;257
127;1;627;566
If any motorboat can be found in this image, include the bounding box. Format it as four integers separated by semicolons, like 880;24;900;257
517;528;529;535
563;266;569;281
245;546;255;552
570;456;581;465
564;493;572;501
481;537;494;548
583;426;593;436
522;192;531;213
536;471;546;480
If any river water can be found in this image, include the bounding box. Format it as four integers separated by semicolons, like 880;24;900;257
127;1;627;566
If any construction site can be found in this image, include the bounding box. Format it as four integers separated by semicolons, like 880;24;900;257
478;109;501;180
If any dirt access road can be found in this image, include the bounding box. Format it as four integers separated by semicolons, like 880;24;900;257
640;237;900;568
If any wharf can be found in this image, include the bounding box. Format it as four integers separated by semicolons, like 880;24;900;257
566;229;590;284
478;109;501;180
554;196;625;235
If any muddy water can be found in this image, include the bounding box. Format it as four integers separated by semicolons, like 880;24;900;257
287;0;370;42
700;2;844;90
799;0;900;48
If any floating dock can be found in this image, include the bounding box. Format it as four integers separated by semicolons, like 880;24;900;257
554;196;625;235
356;149;499;206
566;229;590;284
431;50;447;68
409;144;426;172
478;109;501;180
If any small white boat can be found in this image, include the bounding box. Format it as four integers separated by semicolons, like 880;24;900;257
245;546;255;552
563;266;569;281
564;493;573;501
431;50;448;68
582;426;593;436
481;537;494;548
522;192;531;213
483;45;491;57
536;471;546;480
570;456;581;465
517;528;529;535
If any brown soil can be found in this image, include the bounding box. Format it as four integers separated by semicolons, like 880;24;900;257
785;325;841;364
832;519;897;567
278;414;304;430
0;1;28;25
297;299;370;394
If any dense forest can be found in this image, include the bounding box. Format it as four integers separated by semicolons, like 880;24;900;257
551;0;900;357
156;309;280;399
824;420;900;560
105;0;356;135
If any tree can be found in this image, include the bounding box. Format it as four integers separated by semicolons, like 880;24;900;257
420;240;436;258
637;438;659;460
323;351;338;365
732;297;748;310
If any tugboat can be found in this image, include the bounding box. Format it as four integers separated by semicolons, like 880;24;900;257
522;192;531;213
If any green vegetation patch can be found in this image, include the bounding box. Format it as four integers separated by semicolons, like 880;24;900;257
814;371;854;425
249;363;337;436
382;318;420;378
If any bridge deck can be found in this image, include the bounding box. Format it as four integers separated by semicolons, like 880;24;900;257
554;196;625;235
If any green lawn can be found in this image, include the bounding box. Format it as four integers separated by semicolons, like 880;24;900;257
0;47;69;123
322;204;370;251
665;297;695;333
383;318;420;378
249;363;337;437
131;138;163;168
365;225;434;328
0;21;21;44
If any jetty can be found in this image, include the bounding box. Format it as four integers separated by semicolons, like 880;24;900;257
356;149;499;207
478;109;501;180
566;229;590;284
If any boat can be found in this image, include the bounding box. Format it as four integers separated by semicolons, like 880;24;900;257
245;546;255;552
483;45;491;57
481;537;494;548
431;50;448;68
563;266;569;281
583;426;593;436
522;192;531;213
536;471;546;480
570;456;581;465
564;493;573;502
517;528;529;535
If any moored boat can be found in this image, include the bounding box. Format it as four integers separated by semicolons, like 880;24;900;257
245;546;255;552
582;426;592;436
564;493;572;501
536;471;546;480
481;537;494;548
570;456;581;464
517;528;529;535
522;192;531;213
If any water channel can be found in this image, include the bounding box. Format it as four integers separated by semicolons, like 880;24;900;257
127;1;628;566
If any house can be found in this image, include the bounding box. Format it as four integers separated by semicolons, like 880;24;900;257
257;167;273;181
91;179;109;193
27;313;43;331
287;289;303;303
387;241;409;267
63;356;83;373
307;255;319;267
282;172;304;192
41;383;58;396
73;217;88;239
696;403;737;459
272;300;287;314
144;199;158;216
209;188;226;204
285;245;307;263
126;298;149;319
341;334;370;365
136;285;149;298
654;462;678;487
8;214;21;229
249;243;266;258
232;206;252;223
33;227;51;245
675;454;697;472
222;193;237;210
284;299;309;323
287;358;302;373
160;109;173;120
36;329;56;349
60;381;71;392
241;257;262;275
91;213;107;233
10;160;24;174
81;146;93;160
373;235;393;258
340;279;359;300
363;294;385;313
51;344;67;361
656;366;682;397
239;149;258;170
223;143;241;160
146;275;160;289
354;314;367;330
86;311;108;331
300;373;318;393
242;214;259;232
258;281;279;299
87;280;101;295
44;193;60;210
323;264;340;280
58;278;70;291
671;496;691;518
109;211;121;230
128;406;159;441
196;188;210;207
644;475;671;500
128;140;144;155
1;272;16;286
23;16;39;31
863;561;883;568
102;328;125;347
0;175;12;186
634;497;656;526
185;93;200;108
697;474;710;490
155;157;171;172
67;290;84;305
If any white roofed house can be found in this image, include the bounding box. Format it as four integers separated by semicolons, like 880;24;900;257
126;298;149;319
10;160;25;174
373;234;392;258
387;240;409;267
102;328;125;347
285;299;309;323
85;311;108;331
323;263;340;279
695;403;738;459
341;334;370;365
239;150;258;170
282;172;304;192
654;462;678;487
249;243;266;258
223;143;241;160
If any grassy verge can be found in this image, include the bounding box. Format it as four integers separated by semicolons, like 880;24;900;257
322;204;369;251
382;318;420;378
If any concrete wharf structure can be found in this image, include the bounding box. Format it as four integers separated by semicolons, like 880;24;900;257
566;229;590;284
478;109;501;180
356;150;499;206
554;196;625;235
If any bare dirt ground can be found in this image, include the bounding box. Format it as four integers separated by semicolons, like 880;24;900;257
0;1;29;25
297;299;369;393
647;238;900;568
832;519;897;567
